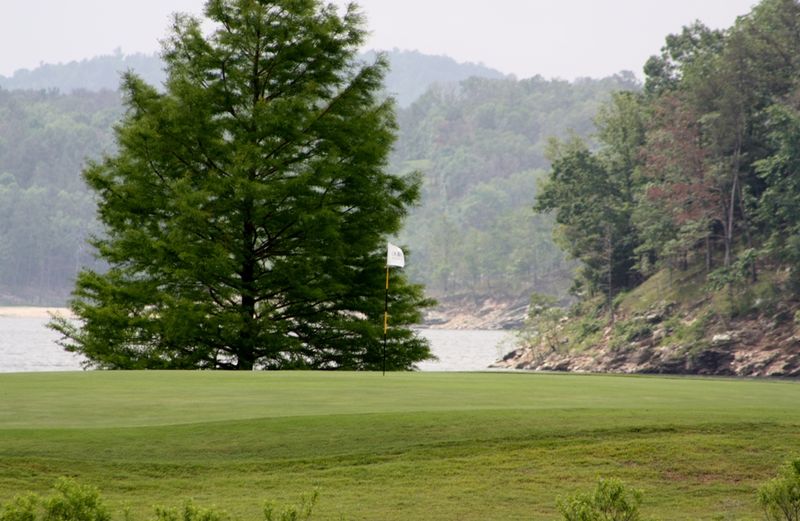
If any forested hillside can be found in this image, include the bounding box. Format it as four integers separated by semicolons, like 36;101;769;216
0;47;634;306
0;89;121;302
393;73;639;300
0;51;164;94
0;50;502;304
501;0;800;376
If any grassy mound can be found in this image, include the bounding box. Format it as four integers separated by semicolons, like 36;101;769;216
1;371;798;519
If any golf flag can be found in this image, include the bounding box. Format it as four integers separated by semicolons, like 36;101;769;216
387;243;405;268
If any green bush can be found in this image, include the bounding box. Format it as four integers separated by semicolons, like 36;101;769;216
0;494;39;521
0;479;110;521
520;292;568;353
758;458;800;521
609;320;652;351
0;481;320;521
263;492;317;521
153;504;227;521
557;478;646;521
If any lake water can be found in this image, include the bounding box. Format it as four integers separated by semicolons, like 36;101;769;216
0;315;515;372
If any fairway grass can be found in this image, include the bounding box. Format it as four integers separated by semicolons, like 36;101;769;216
0;371;798;520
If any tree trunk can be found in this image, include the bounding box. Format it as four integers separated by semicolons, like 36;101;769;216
723;171;738;268
237;196;257;371
605;223;615;324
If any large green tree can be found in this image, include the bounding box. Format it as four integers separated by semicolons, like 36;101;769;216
534;92;647;306
52;0;432;370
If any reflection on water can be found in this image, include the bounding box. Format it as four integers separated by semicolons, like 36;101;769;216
416;329;514;371
0;316;516;373
0;316;85;373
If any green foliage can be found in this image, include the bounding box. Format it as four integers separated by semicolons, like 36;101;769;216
1;479;320;521
660;313;706;348
42;480;110;521
557;478;645;521
643;21;725;96
706;249;759;292
703;249;763;318
153;504;227;521
53;0;432;370
547;298;609;352
612;319;652;344
518;292;567;353
0;495;39;521
395;73;638;298
535;123;642;303
263;493;317;521
0;89;118;302
540;0;800;322
756;103;800;291
0;49;502;304
0;479;110;521
758;458;800;521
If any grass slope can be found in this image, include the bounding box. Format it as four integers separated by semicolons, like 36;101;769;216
0;371;798;520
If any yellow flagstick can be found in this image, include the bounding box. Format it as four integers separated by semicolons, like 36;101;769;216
383;265;389;376
384;243;404;376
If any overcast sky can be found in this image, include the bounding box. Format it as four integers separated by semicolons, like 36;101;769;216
1;0;757;80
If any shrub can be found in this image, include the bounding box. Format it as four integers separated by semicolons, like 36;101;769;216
0;479;110;521
520;292;567;353
263;492;317;521
758;458;800;521
557;478;645;521
0;480;321;521
0;494;39;521
153;504;227;521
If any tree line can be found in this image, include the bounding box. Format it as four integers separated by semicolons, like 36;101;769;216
393;72;639;300
536;0;800;310
0;89;120;303
0;41;633;306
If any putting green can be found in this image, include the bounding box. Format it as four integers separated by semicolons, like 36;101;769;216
0;371;797;520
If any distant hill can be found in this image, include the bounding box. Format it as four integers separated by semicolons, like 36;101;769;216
393;73;641;302
0;49;505;107
0;50;165;94
0;71;637;305
363;50;505;106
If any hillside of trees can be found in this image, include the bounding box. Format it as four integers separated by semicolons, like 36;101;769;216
500;0;800;376
393;73;639;300
0;89;122;302
0;47;632;307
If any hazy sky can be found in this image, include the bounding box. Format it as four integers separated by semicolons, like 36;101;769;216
1;0;757;80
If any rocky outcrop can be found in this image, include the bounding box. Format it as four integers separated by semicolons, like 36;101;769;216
423;295;528;330
492;306;800;377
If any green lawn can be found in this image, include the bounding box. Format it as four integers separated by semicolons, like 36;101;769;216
0;371;798;520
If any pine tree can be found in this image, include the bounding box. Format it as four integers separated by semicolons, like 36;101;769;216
51;0;432;370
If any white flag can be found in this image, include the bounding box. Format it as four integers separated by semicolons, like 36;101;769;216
387;243;405;268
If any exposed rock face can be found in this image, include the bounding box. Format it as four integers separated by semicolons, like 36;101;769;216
423;295;528;330
492;307;800;377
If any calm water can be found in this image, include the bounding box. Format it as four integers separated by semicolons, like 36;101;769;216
0;316;86;373
0;316;515;372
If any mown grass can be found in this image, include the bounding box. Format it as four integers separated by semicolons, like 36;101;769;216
0;371;798;520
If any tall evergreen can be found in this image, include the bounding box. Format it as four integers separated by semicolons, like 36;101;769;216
51;0;432;370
